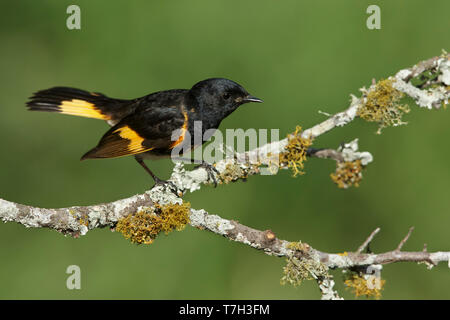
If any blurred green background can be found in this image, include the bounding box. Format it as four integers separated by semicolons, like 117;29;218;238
0;0;449;299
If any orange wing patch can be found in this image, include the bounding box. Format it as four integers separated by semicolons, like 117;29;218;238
114;126;154;155
170;111;188;149
60;99;110;120
81;125;154;160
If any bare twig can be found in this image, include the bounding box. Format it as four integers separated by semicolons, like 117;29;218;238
395;227;415;252
307;148;345;162
357;228;381;254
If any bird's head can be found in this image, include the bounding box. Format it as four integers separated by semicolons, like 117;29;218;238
188;78;262;120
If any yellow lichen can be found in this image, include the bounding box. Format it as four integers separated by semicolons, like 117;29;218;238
357;79;410;134
286;241;308;252
69;209;89;227
78;214;89;227
344;273;386;299
279;126;313;176
266;152;282;176
219;163;260;184
330;160;363;189
116;202;191;244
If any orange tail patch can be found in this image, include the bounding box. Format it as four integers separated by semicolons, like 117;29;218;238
59;99;110;120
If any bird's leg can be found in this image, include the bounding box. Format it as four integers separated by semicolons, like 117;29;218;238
195;160;220;187
135;157;179;195
172;157;219;187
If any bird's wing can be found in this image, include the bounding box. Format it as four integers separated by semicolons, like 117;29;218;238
81;105;188;159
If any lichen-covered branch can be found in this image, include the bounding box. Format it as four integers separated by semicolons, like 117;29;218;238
192;210;450;299
1;52;449;299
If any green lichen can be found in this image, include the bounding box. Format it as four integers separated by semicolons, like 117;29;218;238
358;79;410;134
281;254;328;287
116;202;191;244
410;70;440;88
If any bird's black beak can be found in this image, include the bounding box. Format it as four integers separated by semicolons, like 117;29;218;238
243;95;263;103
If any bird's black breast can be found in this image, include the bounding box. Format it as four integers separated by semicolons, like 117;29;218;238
127;88;227;155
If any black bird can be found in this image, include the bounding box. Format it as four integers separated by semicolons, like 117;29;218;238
26;78;263;189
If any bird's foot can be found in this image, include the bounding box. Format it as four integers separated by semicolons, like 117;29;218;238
152;177;180;196
194;161;220;187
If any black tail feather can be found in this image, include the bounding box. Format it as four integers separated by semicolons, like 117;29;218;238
26;86;131;121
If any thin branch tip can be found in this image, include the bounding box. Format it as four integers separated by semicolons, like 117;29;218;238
395;226;415;252
357;227;381;254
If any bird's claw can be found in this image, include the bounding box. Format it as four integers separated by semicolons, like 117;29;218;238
195;161;220;187
152;177;180;196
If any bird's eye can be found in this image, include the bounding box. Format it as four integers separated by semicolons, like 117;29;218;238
223;92;231;100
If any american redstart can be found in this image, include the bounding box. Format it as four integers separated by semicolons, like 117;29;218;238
26;78;263;189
